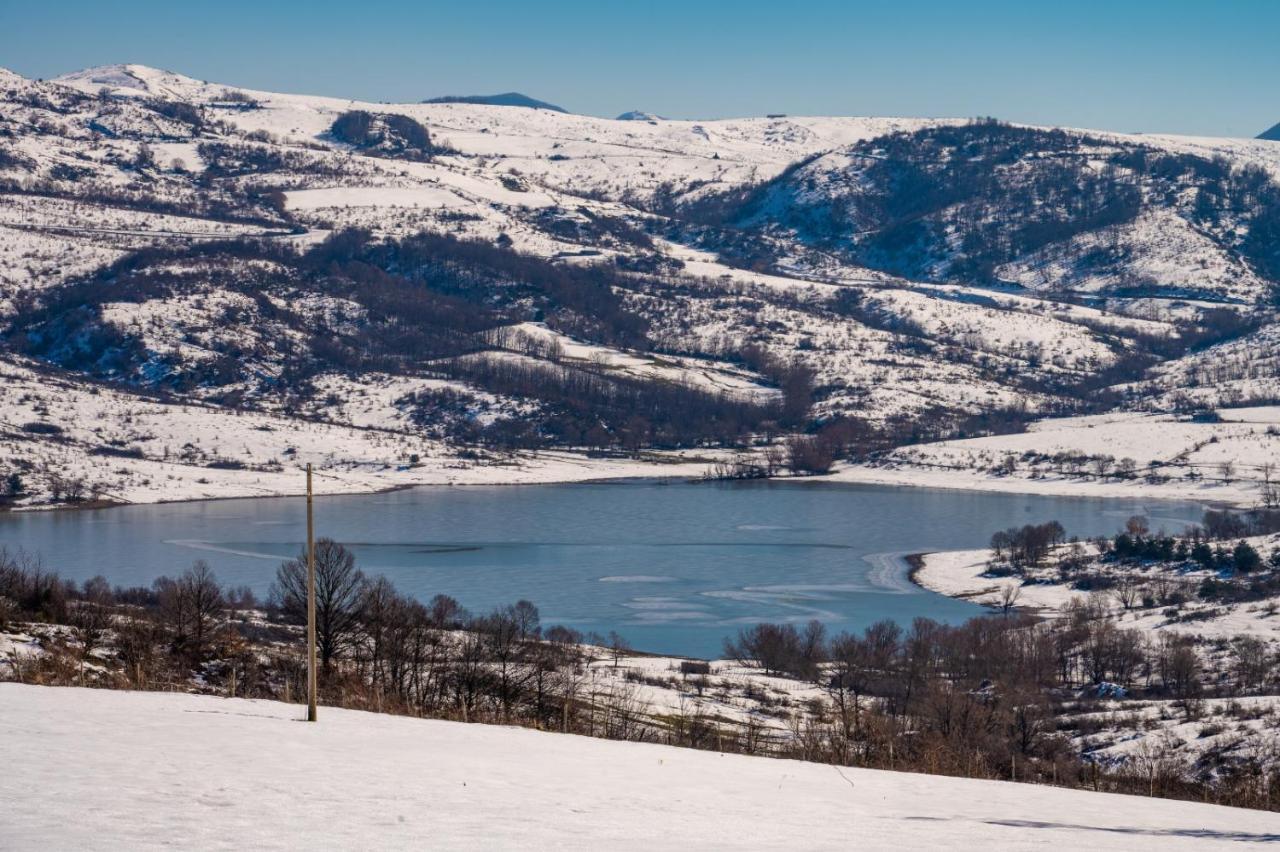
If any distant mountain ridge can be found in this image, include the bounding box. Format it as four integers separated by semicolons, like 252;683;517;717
1260;122;1280;141
422;92;567;112
616;110;665;122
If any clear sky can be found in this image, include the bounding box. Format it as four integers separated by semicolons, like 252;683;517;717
2;0;1276;137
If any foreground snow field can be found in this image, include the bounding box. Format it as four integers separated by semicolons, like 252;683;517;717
1;685;1276;850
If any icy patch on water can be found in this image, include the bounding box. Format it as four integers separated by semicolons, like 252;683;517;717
862;551;917;594
166;540;285;561
621;596;713;623
700;588;842;621
599;575;677;583
736;583;871;596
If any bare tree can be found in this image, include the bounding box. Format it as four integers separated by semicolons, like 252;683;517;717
1112;574;1142;612
607;630;631;668
827;631;870;750
154;560;223;657
1231;635;1271;692
69;575;113;677
999;583;1022;616
479;604;535;720
272;538;365;672
764;445;786;477
63;477;87;502
428;593;466;628
1159;636;1202;720
512;599;541;640
179;560;224;655
1261;462;1277;508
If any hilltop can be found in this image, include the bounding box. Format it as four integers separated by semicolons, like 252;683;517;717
422;91;568;112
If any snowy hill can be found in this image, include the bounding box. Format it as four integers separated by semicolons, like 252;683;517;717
711;121;1279;303
616;110;665;121
0;64;1279;507
2;684;1275;850
53;63;207;99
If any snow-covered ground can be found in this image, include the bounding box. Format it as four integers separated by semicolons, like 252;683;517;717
3;683;1275;850
8;344;1277;509
834;407;1280;508
1063;695;1280;774
0;355;723;507
912;533;1280;641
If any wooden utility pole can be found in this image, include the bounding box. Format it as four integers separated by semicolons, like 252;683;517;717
306;463;318;722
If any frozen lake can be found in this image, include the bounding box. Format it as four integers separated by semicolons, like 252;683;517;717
0;480;1206;657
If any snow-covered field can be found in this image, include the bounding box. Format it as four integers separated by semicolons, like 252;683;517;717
834;407;1280;508
0;355;723;505
3;683;1275;850
912;533;1280;641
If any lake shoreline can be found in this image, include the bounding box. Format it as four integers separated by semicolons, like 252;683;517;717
1;466;707;514
3;454;1242;515
828;462;1245;510
7;480;1197;660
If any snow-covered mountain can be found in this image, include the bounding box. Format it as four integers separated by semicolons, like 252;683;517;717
707;121;1279;303
616;110;665;121
2;64;1279;507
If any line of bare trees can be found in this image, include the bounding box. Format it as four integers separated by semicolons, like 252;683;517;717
4;542;1279;811
0;542;638;732
720;602;1280;810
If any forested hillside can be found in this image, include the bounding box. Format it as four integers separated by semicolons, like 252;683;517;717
2;64;1280;506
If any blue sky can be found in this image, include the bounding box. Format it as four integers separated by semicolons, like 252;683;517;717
2;0;1276;136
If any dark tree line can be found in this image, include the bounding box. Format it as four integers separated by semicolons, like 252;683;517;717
989;521;1066;569
687;119;1280;296
8;228;804;450
436;354;781;450
329;110;433;160
0;543;623;732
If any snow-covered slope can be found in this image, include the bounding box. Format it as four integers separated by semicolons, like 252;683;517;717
1;64;1279;507
834;406;1280;506
49;63;939;204
723;122;1279;303
2;684;1274;850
